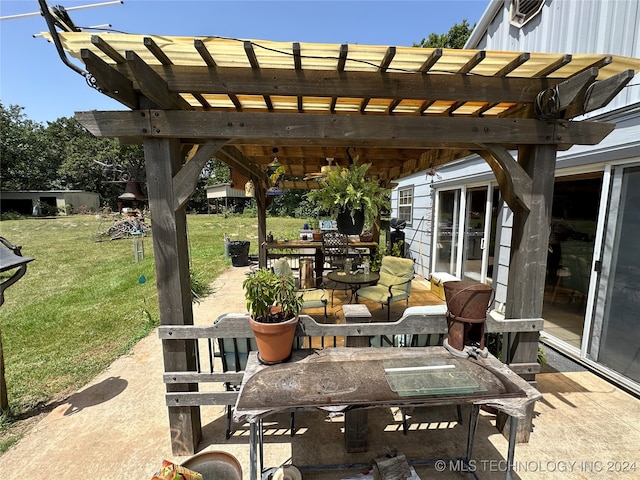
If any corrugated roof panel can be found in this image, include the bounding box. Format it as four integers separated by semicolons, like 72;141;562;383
455;102;488;115
200;94;237;109
269;96;298;111
235;95;267;110
392;100;423;114
297;42;348;70
302;97;333;111
333;98;363;113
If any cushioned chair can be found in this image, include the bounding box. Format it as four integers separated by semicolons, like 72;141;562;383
272;257;328;319
356;255;415;320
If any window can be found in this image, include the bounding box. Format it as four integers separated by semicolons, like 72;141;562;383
398;187;413;226
509;0;545;28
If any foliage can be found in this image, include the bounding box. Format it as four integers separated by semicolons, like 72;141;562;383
242;268;303;323
307;157;390;227
0;104;220;213
0;104;53;191
370;239;404;272
413;19;475;49
190;269;213;303
267;189;317;218
204;158;232;185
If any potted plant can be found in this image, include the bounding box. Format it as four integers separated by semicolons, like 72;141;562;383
308;157;390;235
243;268;304;364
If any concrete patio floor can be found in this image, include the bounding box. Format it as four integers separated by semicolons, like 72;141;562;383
2;265;639;479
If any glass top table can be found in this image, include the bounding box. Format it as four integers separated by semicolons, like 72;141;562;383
326;271;380;302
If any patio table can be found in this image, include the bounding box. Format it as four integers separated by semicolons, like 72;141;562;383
327;271;380;303
234;346;542;480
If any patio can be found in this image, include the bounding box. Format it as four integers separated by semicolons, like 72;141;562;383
2;264;638;479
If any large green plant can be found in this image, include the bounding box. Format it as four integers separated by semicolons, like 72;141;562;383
242;268;303;323
307;157;390;227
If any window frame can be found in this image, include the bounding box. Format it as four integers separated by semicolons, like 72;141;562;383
397;186;414;227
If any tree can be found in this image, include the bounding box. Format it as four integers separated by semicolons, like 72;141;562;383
0;103;56;191
414;19;474;49
204;159;232;185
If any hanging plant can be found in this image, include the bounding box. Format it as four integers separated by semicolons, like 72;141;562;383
307;156;390;231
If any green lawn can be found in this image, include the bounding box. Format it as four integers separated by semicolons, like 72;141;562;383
0;213;305;447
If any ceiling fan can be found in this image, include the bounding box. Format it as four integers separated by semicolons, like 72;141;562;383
303;158;338;181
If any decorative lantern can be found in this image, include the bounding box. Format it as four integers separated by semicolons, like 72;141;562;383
245;180;255;197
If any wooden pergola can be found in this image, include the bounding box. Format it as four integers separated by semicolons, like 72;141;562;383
42;25;639;453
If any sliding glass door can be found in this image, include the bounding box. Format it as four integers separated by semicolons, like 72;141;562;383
587;165;640;384
434;189;460;275
433;185;499;284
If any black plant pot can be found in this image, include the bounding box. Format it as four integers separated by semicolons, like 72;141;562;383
336;208;365;235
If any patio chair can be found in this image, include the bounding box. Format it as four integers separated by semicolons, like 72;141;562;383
356;255;415;320
272;257;328;319
321;231;351;305
217;335;296;439
216;336;258;439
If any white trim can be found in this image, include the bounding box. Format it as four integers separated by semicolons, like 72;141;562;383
581;164;612;358
465;0;504;49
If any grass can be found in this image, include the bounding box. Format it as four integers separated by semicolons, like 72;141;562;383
0;213;305;451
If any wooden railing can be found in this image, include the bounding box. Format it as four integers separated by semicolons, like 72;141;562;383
158;310;543;409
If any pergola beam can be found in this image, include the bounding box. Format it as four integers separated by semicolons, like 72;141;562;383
125;51;191;110
216;146;269;188
76;110;615;147
80;49;138;109
102;64;563;104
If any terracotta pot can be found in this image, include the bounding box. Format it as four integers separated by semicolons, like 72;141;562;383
312;231;322;241
249;315;299;364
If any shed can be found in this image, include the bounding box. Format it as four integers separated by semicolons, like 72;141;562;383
205;183;249;214
0;190;100;215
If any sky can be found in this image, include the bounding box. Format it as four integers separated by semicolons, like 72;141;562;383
0;0;490;124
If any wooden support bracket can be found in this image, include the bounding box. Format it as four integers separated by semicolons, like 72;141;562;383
475;145;532;213
172;140;227;212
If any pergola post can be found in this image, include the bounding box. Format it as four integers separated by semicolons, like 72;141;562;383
256;180;268;268
144;138;202;454
499;143;557;442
